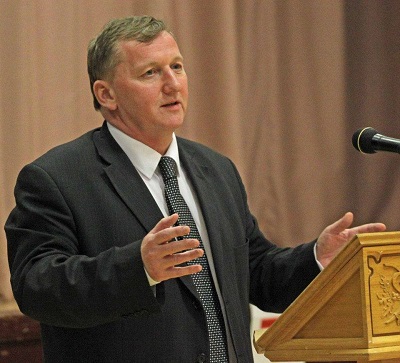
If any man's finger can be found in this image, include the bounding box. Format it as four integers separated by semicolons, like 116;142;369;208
150;213;179;234
165;247;204;267
326;212;354;234
350;222;386;235
162;238;200;256
165;264;203;280
148;214;192;246
155;224;191;245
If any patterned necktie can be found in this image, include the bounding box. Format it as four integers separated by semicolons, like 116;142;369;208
158;156;228;362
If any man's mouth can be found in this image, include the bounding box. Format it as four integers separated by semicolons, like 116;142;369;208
162;101;180;107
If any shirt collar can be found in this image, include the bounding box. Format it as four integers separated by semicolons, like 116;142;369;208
106;122;181;179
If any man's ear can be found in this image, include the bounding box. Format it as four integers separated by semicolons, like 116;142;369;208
93;80;117;111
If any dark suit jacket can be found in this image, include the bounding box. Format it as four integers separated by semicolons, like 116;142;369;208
6;122;320;363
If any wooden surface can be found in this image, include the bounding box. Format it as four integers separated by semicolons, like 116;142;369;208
254;232;400;363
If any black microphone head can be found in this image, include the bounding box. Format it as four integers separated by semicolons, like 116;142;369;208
352;127;378;153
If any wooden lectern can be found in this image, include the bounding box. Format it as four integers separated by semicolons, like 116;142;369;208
254;232;400;363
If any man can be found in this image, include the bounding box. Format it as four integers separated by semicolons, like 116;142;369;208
5;16;386;362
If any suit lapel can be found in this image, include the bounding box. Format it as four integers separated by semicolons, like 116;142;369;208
93;123;163;232
178;142;229;288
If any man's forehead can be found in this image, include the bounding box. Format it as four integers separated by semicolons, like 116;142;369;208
118;33;183;64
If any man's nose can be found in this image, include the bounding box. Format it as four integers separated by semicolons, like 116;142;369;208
162;69;181;93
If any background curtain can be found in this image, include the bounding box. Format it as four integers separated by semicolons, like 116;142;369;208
1;0;399;308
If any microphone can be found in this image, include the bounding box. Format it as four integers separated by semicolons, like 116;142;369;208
352;127;400;154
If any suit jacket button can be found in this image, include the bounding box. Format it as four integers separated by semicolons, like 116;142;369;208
192;300;202;310
196;353;207;362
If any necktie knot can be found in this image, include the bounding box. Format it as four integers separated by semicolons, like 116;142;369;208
158;156;177;181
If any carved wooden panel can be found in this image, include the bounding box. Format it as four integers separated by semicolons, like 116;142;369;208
367;247;400;337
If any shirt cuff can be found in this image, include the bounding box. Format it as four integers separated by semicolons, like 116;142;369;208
314;242;324;271
144;267;160;286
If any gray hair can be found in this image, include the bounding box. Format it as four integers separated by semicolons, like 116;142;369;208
87;16;168;110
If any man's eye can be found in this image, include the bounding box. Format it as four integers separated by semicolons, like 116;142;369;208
172;63;183;71
143;69;157;77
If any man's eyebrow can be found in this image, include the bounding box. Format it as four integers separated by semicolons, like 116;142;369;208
136;56;184;70
172;55;184;62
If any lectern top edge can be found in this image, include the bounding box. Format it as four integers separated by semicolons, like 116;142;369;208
356;231;400;246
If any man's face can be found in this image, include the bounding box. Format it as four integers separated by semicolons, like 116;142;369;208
105;31;188;150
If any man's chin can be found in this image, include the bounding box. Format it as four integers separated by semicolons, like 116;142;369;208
165;117;185;131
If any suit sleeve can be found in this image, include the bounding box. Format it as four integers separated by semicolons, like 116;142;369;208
228;159;321;313
6;163;160;328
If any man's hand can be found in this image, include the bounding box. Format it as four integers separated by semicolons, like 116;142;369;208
141;213;203;282
316;212;386;268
